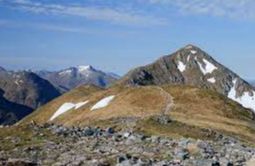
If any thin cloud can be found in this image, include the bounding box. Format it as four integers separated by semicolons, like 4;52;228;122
1;0;167;26
147;0;255;20
0;19;138;38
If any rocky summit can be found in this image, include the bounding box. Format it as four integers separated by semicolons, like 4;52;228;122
120;45;255;112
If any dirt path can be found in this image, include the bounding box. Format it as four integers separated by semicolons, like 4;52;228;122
144;86;174;115
156;86;174;115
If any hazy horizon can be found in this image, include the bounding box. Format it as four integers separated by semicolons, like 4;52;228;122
1;0;255;79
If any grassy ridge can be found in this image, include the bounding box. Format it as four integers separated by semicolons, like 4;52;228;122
19;84;255;144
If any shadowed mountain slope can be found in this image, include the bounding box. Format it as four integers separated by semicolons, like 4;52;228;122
0;68;60;125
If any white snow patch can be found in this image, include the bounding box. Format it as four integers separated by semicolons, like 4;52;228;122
75;101;89;109
187;55;191;61
59;70;72;75
78;65;92;72
207;77;216;83
50;101;89;121
91;95;115;111
77;65;94;77
50;103;76;121
190;50;197;54
198;59;217;75
228;79;255;112
177;61;186;72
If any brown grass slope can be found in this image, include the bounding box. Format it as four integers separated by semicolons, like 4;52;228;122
21;84;255;144
20;85;102;125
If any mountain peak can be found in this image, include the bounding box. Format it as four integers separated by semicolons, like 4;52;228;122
57;65;96;75
37;65;119;92
184;44;200;49
77;65;94;72
120;45;255;112
174;44;203;57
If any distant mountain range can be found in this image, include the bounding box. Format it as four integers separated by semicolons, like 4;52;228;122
0;65;119;125
36;65;119;93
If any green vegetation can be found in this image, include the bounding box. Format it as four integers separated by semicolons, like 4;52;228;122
0;126;61;151
136;116;219;140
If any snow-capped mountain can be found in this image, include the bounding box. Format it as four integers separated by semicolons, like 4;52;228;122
21;45;255;147
36;65;119;93
120;44;255;113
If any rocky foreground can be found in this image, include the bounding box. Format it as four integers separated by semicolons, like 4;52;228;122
0;124;255;166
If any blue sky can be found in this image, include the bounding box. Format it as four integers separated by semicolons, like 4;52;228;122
0;0;255;79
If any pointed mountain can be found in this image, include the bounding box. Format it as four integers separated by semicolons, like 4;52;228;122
120;44;255;112
36;65;119;93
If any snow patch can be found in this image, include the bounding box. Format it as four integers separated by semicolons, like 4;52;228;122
59;70;72;75
177;61;186;72
207;77;216;83
50;103;76;121
198;59;217;75
77;65;94;77
187;55;191;61
228;79;255;112
91;95;115;111
78;65;92;72
50;101;89;121
190;50;197;54
75;101;89;109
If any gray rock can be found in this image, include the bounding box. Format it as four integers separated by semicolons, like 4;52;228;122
175;148;190;160
82;127;95;136
2;124;255;166
6;158;38;166
117;156;127;164
106;127;115;134
153;115;172;125
183;159;215;166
